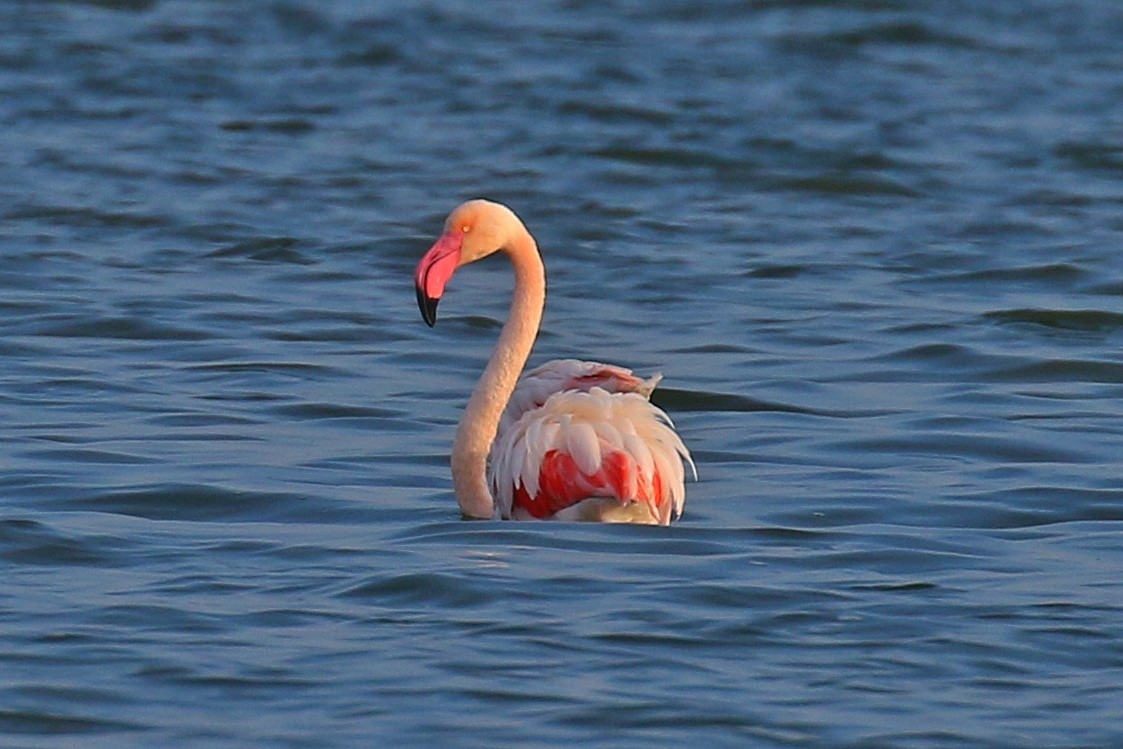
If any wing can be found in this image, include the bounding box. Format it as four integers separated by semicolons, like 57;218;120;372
498;359;663;435
489;387;695;525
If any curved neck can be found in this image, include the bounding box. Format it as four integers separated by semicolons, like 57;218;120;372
451;227;544;519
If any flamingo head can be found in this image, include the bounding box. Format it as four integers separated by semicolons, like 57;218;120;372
414;199;519;327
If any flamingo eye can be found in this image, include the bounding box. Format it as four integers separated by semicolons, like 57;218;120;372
461;224;471;233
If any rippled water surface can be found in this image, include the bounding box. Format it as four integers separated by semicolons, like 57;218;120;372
3;1;1123;746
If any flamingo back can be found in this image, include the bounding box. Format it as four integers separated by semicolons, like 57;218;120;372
498;359;662;435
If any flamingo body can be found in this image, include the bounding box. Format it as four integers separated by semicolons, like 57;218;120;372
491;386;692;525
413;199;695;524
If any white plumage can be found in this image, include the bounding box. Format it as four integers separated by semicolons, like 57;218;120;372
497;359;662;435
489;373;695;524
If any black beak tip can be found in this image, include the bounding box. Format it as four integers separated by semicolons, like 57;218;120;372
416;286;438;327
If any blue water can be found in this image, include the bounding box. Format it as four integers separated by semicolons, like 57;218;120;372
2;1;1122;746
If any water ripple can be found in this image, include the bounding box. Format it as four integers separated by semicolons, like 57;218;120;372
985;307;1123;333
2;1;1122;747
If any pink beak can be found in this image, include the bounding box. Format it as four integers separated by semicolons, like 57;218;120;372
414;232;462;327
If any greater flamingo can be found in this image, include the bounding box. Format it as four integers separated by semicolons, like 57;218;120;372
413;200;695;524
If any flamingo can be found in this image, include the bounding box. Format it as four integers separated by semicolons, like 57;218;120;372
413;199;695;524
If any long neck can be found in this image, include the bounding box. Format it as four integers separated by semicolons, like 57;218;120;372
451;227;545;519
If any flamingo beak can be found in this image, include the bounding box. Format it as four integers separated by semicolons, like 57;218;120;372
416;286;439;328
413;232;463;327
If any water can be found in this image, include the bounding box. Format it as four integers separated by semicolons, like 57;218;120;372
2;0;1122;746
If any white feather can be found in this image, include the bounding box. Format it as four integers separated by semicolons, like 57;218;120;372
623;432;655;493
497;359;660;435
486;359;695;525
565;421;602;476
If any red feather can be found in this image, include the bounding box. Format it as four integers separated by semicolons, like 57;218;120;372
512;449;666;520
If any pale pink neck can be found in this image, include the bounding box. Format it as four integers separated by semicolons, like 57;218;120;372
451;225;544;519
